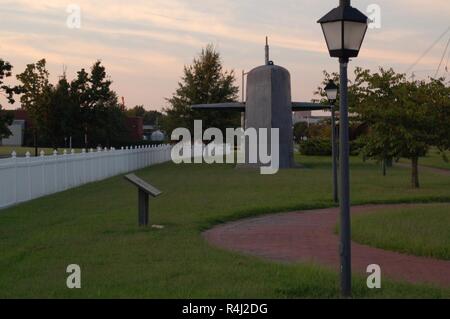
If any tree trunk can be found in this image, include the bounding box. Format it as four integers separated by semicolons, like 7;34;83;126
411;157;420;188
382;158;387;176
386;157;393;167
84;125;88;149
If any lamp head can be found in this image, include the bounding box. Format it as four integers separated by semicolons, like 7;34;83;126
318;0;369;59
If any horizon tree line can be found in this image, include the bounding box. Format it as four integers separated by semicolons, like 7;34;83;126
2;46;450;189
0;58;166;154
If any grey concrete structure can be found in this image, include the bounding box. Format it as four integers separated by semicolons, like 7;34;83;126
245;64;294;168
192;39;331;169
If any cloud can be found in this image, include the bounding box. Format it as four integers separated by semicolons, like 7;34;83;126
1;0;448;109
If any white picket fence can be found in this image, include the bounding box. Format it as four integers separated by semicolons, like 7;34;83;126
0;145;172;209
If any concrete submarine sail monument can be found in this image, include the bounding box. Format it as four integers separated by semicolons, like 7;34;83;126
192;38;331;169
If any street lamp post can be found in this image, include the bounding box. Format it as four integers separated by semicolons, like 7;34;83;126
242;70;249;129
318;0;368;298
325;80;339;204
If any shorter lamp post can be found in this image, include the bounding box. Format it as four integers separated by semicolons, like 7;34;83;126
318;0;368;298
325;80;339;203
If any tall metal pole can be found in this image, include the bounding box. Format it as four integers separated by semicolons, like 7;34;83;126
241;70;247;129
331;106;338;203
339;57;351;297
242;70;245;103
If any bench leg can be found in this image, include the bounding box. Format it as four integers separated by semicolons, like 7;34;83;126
138;189;149;226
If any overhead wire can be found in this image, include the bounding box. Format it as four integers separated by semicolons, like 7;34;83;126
445;48;450;73
406;26;450;74
434;37;450;78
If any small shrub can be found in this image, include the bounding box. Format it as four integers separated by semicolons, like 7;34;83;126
299;139;332;156
299;139;363;156
350;140;364;156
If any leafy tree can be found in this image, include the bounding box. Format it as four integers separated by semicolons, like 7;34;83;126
317;67;449;187
96;92;128;147
355;68;438;188
313;69;365;114
0;109;13;139
355;68;405;176
144;110;164;126
70;68;90;146
70;61;123;147
46;77;81;148
293;122;309;143
314;69;367;142
425;78;450;157
0;59;19;139
17;62;77;149
16;59;52;153
126;105;146;118
393;79;434;188
15;59;128;149
127;105;165;126
307;121;332;140
163;45;240;136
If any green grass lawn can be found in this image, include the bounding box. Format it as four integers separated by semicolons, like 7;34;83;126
352;204;450;260
400;148;450;170
0;155;449;298
420;149;450;170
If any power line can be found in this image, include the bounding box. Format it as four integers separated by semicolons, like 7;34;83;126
406;26;450;74
435;37;450;78
445;49;450;73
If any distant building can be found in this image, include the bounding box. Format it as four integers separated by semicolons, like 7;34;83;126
143;124;156;140
150;130;165;142
0;109;32;146
1;120;25;146
13;109;31;124
293;111;311;124
143;125;166;142
293;110;331;126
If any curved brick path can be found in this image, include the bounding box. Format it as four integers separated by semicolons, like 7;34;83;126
204;204;450;288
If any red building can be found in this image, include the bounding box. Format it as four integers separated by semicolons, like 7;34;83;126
13;109;32;125
125;116;144;141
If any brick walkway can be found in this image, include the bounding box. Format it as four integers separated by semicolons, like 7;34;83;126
204;204;450;288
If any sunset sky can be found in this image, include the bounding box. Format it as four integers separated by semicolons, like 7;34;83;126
1;0;449;111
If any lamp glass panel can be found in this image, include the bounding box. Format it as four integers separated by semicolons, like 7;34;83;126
321;21;342;50
343;21;367;51
326;88;338;101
